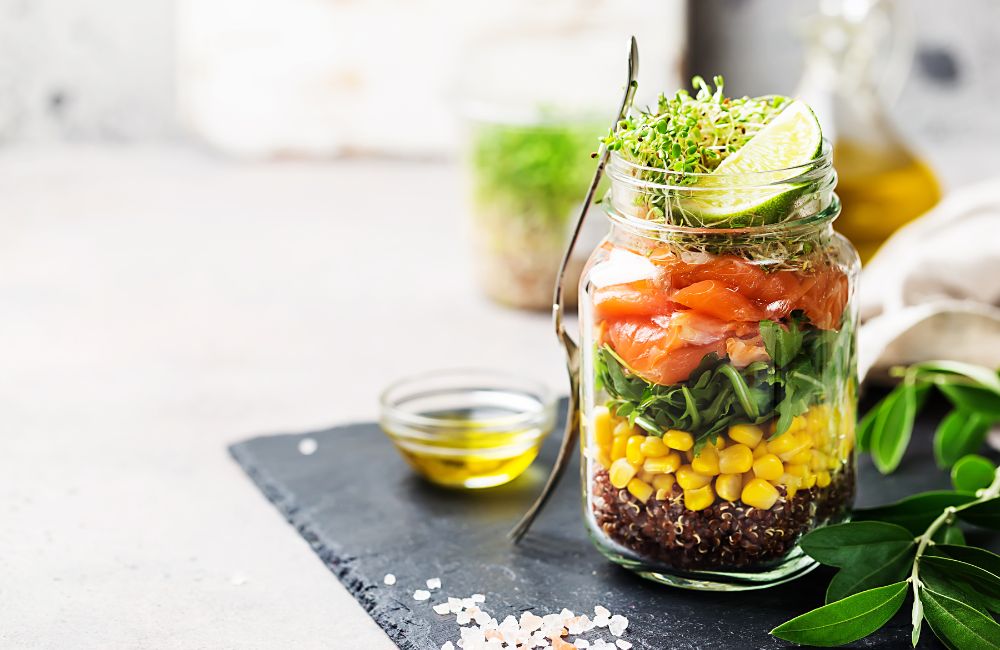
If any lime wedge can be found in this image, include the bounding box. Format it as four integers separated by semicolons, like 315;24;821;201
686;100;823;225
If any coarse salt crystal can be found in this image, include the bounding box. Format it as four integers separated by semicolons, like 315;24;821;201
471;593;486;603
441;643;455;650
448;597;464;613
594;605;610;619
383;574;396;586
608;614;629;637
297;437;318;455
413;589;431;601
427;577;442;590
433;603;452;615
616;641;632;650
574;640;590;648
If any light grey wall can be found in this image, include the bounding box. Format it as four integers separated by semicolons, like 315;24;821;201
0;0;175;142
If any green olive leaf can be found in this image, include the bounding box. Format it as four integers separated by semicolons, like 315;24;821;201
910;360;1000;394
853;491;978;535
951;455;997;492
870;383;929;474
920;563;993;616
920;586;1000;650
770;581;908;647
856;397;882;453
800;521;914;567
935;410;992;468
921;555;1000;602
957;497;1000;530
938;384;1000;419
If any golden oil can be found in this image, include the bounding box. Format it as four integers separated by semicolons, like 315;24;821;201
384;407;549;489
834;140;941;263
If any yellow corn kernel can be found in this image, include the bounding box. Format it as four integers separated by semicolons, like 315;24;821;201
691;445;720;476
644;452;681;475
613;419;633;438
767;431;801;456
778;474;803;498
714;437;727;450
684;484;715;511
716;473;743;502
742;470;756;487
640;436;670;458
753;441;770;459
728;423;764;447
664;429;694;451
596;448;612;470
655;488;672;501
652;473;676;492
625;435;646;465
784;463;808;478
637;470;655;484
790;450;813;465
753;454;784;481
611;434;628;460
685;449;694;462
676;464;712;490
718;444;754;474
741;478;779;510
816;470;832;488
627;478;654;503
609;458;638;489
779;442;812;462
802;473;818;489
810;450;828;470
788;415;807;433
594;406;613;447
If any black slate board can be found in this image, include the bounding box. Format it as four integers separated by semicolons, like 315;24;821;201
229;395;995;650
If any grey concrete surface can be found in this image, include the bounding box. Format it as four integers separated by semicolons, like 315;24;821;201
0;146;568;649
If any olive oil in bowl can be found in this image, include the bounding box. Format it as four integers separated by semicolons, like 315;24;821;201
380;371;556;489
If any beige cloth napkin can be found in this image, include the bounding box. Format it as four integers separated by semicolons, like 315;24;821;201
858;177;1000;383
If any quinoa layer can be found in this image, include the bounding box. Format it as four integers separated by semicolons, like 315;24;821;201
590;465;854;571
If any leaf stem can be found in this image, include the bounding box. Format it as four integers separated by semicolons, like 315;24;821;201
907;467;1000;645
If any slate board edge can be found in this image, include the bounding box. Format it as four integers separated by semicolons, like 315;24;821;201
229;440;426;650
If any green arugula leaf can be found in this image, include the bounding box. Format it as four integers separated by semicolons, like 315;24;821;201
921;586;1000;650
760;319;804;367
957;497;1000;530
770;581;908;647
952;455;998;493
853;491;978;535
935;410;992;468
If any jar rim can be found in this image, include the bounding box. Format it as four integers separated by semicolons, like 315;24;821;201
602;139;838;237
606;139;834;187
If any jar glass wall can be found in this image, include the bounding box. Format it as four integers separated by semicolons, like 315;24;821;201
578;145;860;590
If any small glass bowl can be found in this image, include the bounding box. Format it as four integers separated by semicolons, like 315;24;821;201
379;369;557;489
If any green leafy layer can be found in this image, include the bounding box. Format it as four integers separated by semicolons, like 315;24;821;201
596;313;849;446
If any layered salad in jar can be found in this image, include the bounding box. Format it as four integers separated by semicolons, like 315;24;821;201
580;78;859;584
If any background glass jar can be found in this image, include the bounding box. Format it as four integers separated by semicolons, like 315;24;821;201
578;145;860;590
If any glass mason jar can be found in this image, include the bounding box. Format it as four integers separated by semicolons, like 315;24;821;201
579;144;860;590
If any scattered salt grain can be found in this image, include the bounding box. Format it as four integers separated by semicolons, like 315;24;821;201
413;589;431;601
608;614;629;637
471;593;486;603
297;438;318;455
433;603;452;615
574;640;590;648
616;640;632;650
441;643;455;650
427;577;442;590
383;574;396;586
